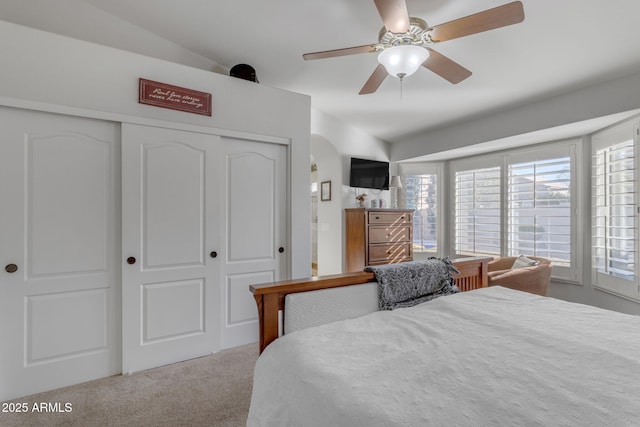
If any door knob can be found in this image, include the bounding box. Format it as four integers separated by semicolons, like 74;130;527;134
126;257;136;265
210;251;218;258
278;247;285;253
5;264;18;273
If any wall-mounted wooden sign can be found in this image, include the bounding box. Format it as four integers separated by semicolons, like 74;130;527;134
138;78;212;116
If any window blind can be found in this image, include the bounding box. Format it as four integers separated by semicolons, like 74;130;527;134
455;167;501;256
593;139;635;281
508;157;571;266
405;174;438;253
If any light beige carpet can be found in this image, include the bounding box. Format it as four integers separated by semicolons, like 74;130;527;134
1;343;259;427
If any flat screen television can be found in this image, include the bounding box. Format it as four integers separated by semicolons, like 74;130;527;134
349;157;389;190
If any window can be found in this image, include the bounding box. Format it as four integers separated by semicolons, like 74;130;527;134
454;167;501;257
451;142;578;282
401;163;441;256
508;157;571;267
406;174;438;254
592;120;640;300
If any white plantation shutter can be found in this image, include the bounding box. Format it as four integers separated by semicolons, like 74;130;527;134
593;140;634;279
400;163;442;256
452;142;578;282
592;119;639;300
405;173;438;254
508;157;571;266
455;166;501;257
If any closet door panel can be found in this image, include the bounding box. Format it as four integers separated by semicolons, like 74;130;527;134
27;134;109;276
221;138;288;348
142;143;205;268
0;107;119;402
121;123;221;374
227;152;276;261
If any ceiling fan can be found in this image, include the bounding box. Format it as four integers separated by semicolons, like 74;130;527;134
303;0;525;95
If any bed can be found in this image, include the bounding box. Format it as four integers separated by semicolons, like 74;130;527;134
247;258;640;426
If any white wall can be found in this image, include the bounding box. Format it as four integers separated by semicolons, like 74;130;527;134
391;70;640;161
0;20;312;279
310;108;389;157
310;108;390;273
310;135;342;276
310;108;390;207
0;0;223;72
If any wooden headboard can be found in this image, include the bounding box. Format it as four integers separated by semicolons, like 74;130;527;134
250;257;491;354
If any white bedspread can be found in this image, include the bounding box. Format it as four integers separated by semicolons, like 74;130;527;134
247;286;640;426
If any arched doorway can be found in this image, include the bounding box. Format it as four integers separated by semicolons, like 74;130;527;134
310;135;342;275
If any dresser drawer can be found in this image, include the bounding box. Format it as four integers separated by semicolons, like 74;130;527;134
368;243;412;264
368;225;411;243
368;211;412;225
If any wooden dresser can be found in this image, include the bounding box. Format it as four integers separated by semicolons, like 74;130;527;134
345;208;414;272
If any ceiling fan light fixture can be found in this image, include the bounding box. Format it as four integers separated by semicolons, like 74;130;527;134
377;45;429;79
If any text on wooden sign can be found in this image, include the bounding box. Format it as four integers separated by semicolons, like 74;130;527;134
139;78;212;116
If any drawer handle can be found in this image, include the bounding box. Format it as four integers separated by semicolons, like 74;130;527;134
375;216;380;220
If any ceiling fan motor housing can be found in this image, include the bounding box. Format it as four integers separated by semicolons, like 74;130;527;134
378;17;432;49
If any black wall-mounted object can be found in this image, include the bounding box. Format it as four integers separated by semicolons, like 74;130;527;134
349;157;389;190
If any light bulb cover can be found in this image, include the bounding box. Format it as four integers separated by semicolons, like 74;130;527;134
377;45;429;78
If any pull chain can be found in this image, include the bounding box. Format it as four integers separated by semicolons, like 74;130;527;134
397;73;406;100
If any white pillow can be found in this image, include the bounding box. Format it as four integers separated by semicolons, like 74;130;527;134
511;255;540;269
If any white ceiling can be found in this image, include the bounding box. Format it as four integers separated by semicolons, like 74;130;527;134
3;0;640;144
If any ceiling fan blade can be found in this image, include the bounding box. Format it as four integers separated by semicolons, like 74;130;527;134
373;0;410;33
422;48;472;84
359;64;388;95
303;44;378;61
429;1;524;43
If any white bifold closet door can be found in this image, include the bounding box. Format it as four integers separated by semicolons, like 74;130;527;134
0;107;120;401
121;124;287;373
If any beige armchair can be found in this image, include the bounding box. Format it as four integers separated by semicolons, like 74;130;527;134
487;256;552;296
